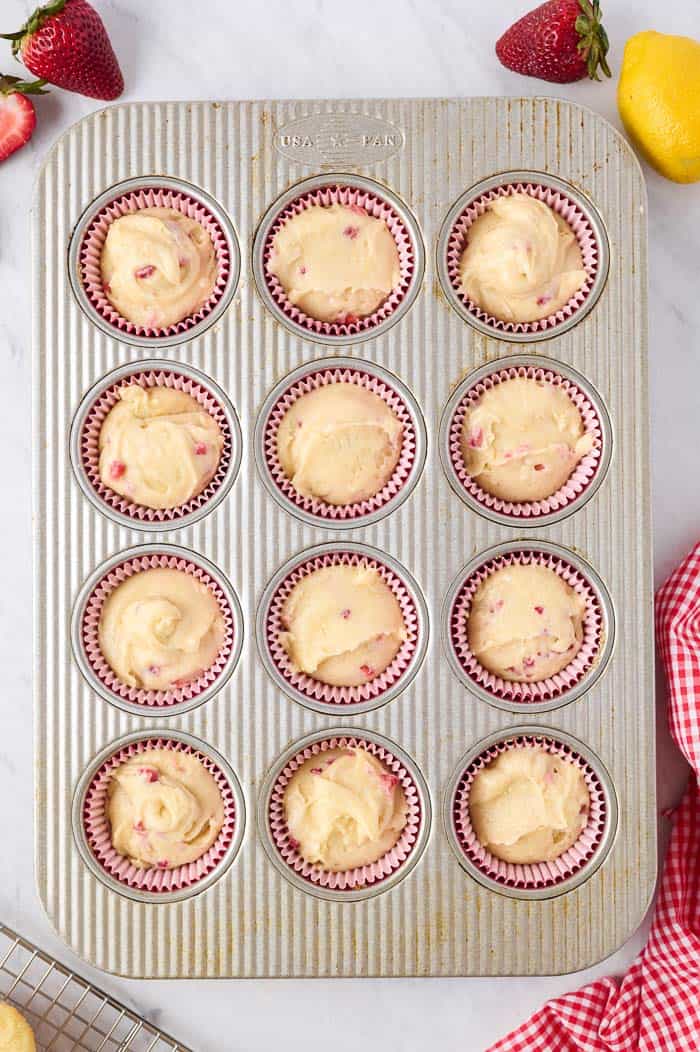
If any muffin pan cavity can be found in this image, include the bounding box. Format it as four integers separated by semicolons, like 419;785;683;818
444;726;618;900
252;173;425;344
72;730;246;904
258;728;431;902
254;356;427;529
437;170;610;341
68;175;241;348
71;544;244;716
70;359;242;531
256;541;429;716
439;355;612;527
443;540;615;713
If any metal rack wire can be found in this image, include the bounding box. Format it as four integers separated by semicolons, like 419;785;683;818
0;924;192;1051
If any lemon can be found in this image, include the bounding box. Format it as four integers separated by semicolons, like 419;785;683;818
618;30;700;183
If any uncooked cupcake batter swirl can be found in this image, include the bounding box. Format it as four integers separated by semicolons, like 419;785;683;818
467;563;585;682
101;206;217;328
98;385;224;510
267;203;400;323
280;563;406;687
459;193;586;323
469;747;590;864
98;567;226;690
107;748;224;869
461;377;593;502
276;381;402;505
284;747;407;870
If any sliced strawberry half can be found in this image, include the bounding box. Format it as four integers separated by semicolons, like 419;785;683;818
0;75;46;163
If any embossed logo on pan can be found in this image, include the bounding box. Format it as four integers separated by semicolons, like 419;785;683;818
273;113;405;166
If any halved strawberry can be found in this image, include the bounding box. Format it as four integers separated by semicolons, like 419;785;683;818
0;75;46;162
2;0;123;101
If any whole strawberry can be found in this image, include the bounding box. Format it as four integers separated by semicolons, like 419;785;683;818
2;0;123;101
0;74;47;162
496;0;611;83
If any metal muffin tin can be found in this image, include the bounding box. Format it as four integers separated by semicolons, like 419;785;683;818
33;98;655;978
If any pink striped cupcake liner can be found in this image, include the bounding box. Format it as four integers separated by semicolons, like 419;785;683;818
76;366;236;525
261;364;420;523
446;363;605;521
450;733;611;893
262;548;424;709
267;734;424;894
444;180;601;335
80;736;239;896
448;549;603;705
79;186;232;340
78;552;237;710
261;183;416;338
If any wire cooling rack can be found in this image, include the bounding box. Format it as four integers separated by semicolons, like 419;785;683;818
0;924;192;1051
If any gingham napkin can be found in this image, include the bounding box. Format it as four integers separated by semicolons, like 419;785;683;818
487;542;700;1052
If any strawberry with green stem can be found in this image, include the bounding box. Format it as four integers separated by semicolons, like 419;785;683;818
496;0;611;84
2;0;123;101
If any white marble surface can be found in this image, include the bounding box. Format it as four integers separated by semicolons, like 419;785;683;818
1;0;697;1048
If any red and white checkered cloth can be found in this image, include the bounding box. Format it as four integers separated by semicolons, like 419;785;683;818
487;542;700;1052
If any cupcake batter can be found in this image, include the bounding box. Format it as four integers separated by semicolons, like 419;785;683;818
0;1005;36;1052
267;202;400;323
459;193;586;323
101;207;217;328
99;385;224;510
280;563;406;687
461;377;594;502
469;747;590;864
284;747;407;870
107;748;224;870
98;567;226;690
277;382;402;505
467;563;585;682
